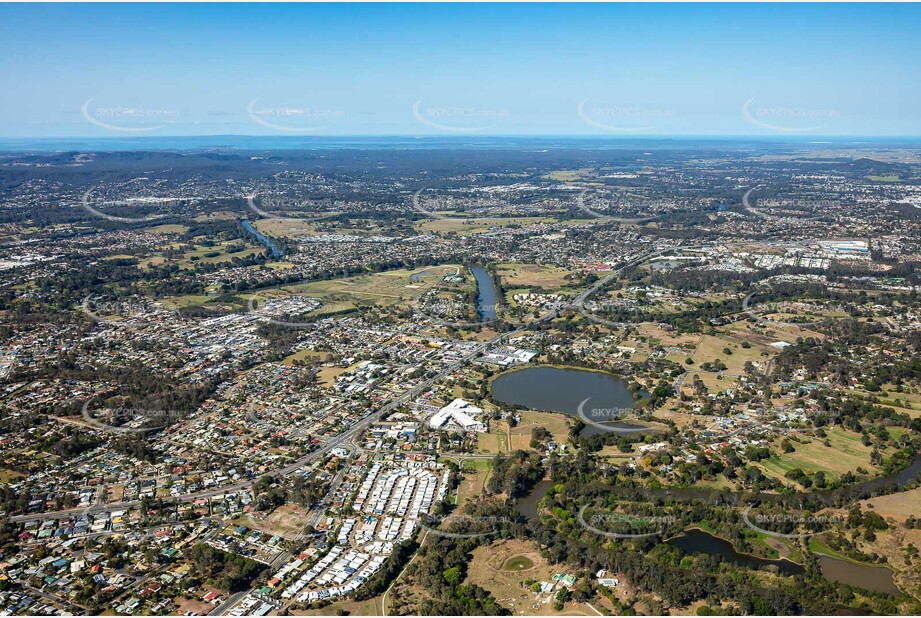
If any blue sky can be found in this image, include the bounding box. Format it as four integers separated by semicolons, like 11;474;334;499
1;3;919;137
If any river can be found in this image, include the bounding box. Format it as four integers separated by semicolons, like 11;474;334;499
470;264;497;323
241;220;282;258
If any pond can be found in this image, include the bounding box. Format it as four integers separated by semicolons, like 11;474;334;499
668;529;901;595
490;366;642;436
516;479;554;521
818;555;900;596
666;529;805;577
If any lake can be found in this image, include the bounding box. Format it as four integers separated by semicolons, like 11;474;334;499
470;264;497;323
490;366;640;436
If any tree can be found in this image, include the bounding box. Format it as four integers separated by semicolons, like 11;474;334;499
443;566;462;586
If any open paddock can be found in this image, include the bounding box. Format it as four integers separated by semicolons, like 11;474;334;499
758;427;883;483
496;263;576;292
414;216;558;236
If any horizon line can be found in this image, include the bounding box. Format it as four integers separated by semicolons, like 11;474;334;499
3;134;921;142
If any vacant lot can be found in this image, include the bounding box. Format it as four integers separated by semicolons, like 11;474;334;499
0;468;24;483
159;294;214;309
689;333;771;375
875;385;921;419
173;597;214;616
291;595;385;616
636;323;701;349
280;265;461;309
542;169;593;181
282;349;329;366
208;264;465;318
467;538;598;616
239;502;312;540
170;239;263;268
252;218;318;238
496;263;574;291
193;211;240;222
318;365;352;387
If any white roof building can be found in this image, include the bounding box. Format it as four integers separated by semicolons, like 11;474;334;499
428;398;486;433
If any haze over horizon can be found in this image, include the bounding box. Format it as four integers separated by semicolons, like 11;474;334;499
1;3;920;138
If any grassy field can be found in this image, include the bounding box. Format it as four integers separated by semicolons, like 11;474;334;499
688;333;771;375
256;264;463;311
542;169;593;181
252;218;318;238
159;294;214;309
144;223;189;234
160;264;468;315
414;216;557;235
874;385;921;419
636;323;701;349
317;365;351;387
179;241;263;267
131;238;267;272
138;256;168;269
193;211;240;222
252;217;398;240
495;263;575;292
263;261;298;271
0;468;24;483
507;410;572;451
758;427;881;482
281;349;329;365
477;430;509;455
452;458;492;508
723;315;827;345
866;174;901;182
861;486;921;523
681;371;729;395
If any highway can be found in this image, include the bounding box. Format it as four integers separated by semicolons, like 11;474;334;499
573;247;670;326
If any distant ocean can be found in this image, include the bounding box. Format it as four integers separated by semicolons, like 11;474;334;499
1;135;919;153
